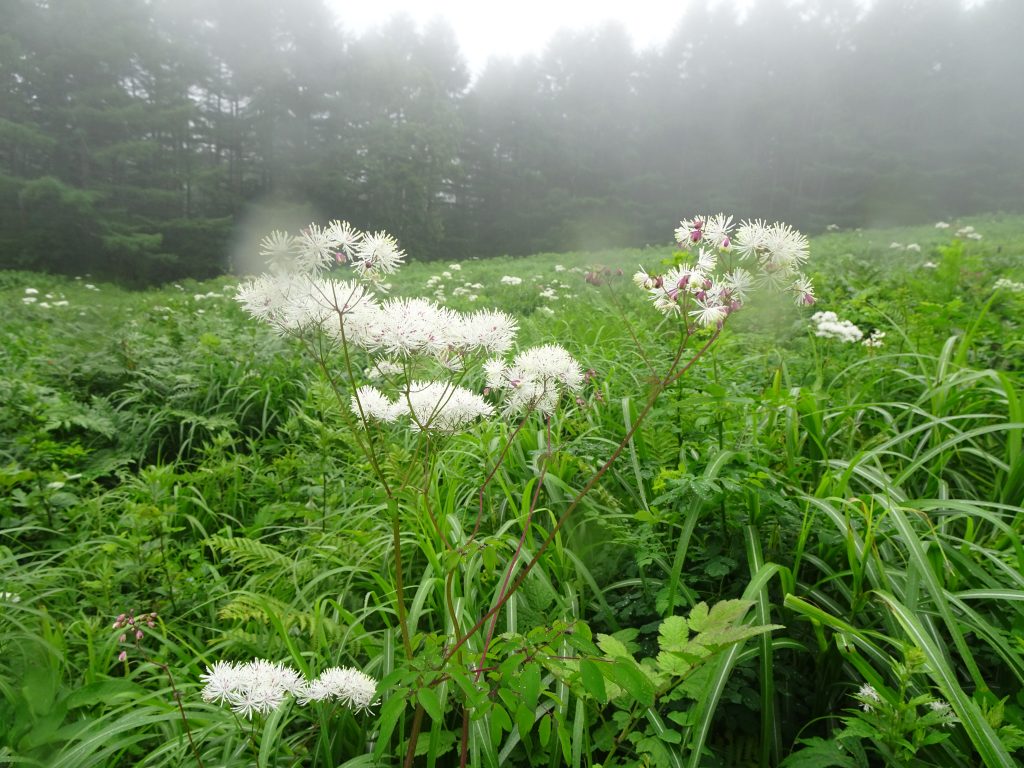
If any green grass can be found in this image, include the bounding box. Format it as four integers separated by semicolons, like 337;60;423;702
2;214;1023;767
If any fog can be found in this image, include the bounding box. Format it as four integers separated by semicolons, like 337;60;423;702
1;0;1021;283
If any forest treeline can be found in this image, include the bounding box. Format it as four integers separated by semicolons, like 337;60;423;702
1;0;1022;284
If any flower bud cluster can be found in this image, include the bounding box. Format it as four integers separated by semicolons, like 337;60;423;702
200;659;378;719
113;610;157;662
641;213;815;326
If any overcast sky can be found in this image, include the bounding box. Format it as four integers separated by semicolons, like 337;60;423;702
326;0;710;75
326;0;992;76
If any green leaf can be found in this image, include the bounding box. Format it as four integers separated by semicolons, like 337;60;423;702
373;695;407;758
417;687;443;723
600;658;655;707
520;662;541;712
579;659;607;703
515;703;535;738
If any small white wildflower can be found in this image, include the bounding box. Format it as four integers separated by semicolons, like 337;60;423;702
857;683;880;712
22;296;37;304
934;221;950;229
351;386;399;422
448;263;462;271
922;261;938;269
259;230;297;270
928;699;956;727
889;242;903;250
324;219;362;264
24;287;38;295
554;264;565;272
826;224;840;231
454;309;518;356
500;275;523;286
0;591;21;603
690;298;729;328
905;243;921;252
352;231;405;276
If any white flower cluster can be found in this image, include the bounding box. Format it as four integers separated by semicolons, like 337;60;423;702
484;344;584;415
500;275;523;286
200;659;377;719
862;329;886;348
639;214;814;325
994;277;1024;293
812;311;864;343
21;287;71;308
956;224;982;241
0;591;21;603
352;380;495;432
239;220;589;426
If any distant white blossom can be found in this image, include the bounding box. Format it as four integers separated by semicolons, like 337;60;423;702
905;243;921;252
862;329;886;348
934;221;950;229
500;275;523;286
812;311;864;343
994;277;1024;293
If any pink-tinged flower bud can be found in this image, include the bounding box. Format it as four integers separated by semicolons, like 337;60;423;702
135;630;144;640
802;293;816;305
695;290;707;302
703;278;713;290
692;218;703;230
118;650;127;662
677;274;690;290
690;229;702;243
118;633;126;643
721;236;731;249
730;300;742;312
654;275;664;289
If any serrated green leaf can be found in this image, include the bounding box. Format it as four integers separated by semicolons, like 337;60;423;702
597;633;631;659
658;616;689;653
600;658;655;707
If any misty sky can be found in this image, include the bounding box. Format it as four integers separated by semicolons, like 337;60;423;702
326;0;991;75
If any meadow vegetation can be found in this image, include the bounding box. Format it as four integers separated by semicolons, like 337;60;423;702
1;214;1023;767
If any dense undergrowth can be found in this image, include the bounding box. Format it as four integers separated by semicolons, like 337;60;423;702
2;214;1023;767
